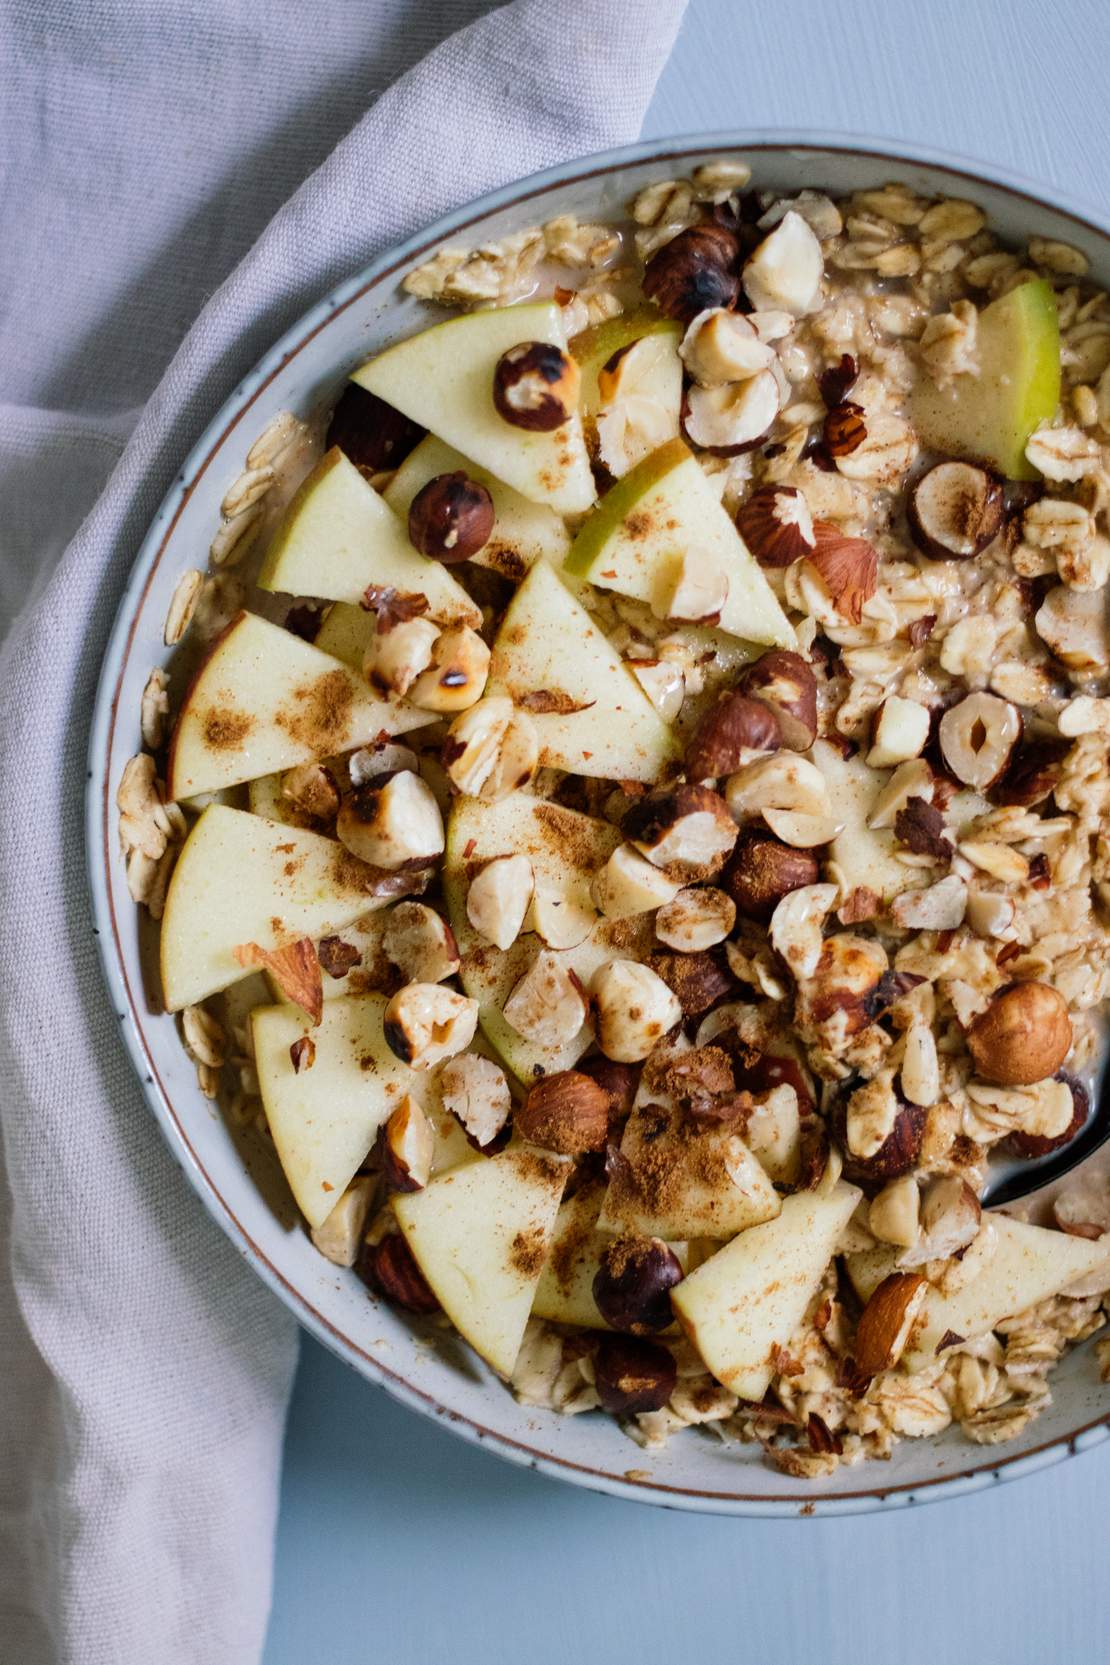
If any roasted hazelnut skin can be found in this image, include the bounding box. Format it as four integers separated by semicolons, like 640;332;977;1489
644;950;734;1019
643;224;741;322
326;383;424;472
1007;1073;1089;1159
989;737;1070;808
822;401;867;458
594;1334;677;1414
734;1050;816;1114
829;1092;927;1191
685;692;782;779
358;1233;440;1313
737;650;819;751
408;471;494;562
721;827;819;923
492;341;580;431
967;981;1072;1086
516;1070;611;1155
593;1235;684;1334
575;1056;641;1122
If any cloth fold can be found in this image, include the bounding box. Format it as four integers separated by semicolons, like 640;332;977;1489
0;2;686;1660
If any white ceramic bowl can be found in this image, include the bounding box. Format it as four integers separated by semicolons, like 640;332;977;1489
87;131;1110;1516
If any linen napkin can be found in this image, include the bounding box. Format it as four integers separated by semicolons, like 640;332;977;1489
0;1;687;1660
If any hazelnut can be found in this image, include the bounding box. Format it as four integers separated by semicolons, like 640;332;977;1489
382;982;479;1071
407;471;494;563
683;371;781;454
644;949;734;1019
310;1175;375;1267
989;736;1070;808
967;981;1072;1086
796;933;887;1040
359;1232;440;1313
377;1094;435;1191
655;886;736;952
326;383;423;472
281;761;340;822
1007;1073;1088;1159
592;960;682;1063
724;751;834;835
822;401;867;458
938;692;1021;789
721;827;819;922
642;223;740;322
349;742;420;787
407;625;490;713
575;1056;641;1121
516;1070;610;1154
679;308;774;386
383;900;460;984
1053;1169;1110;1239
466;854;535;950
868;1175;921;1249
592;1235;684;1333
503;950;588;1049
622;783;738;882
737;650;819;751
362;615;440;697
627;656;686;723
831;1090;926;1189
908;461;1004;561
853;1272;929;1378
898;1175;982;1267
492;341;580;431
742;211;823;314
439;1053;512;1148
805;523;879;625
866;695;930;769
336;770;444;869
735;484;816;569
685;692;782;780
733;1049;815;1114
594;1334;677;1414
591;842;681;920
652;548;729;623
443;696;539;800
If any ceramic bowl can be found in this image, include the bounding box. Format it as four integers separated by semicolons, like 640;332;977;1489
87;131;1110;1516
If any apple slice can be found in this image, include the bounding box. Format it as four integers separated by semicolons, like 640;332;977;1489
671;1182;861;1400
165;611;426;800
252;993;415;1228
565;438;795;649
353;300;596;515
161;804;394;1010
531;1179;696;1328
443;789;654;1081
312;602;373;671
598;1101;781;1240
809;738;926;904
393;1144;568;1376
573;309;683;418
486;558;679;782
903;1213;1110;1372
911;279;1061;481
258;447;480;626
573;311;683;476
383;434;570;581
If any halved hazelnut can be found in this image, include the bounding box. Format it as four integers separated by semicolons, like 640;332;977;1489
383;900;460;984
938;692;1021;789
868;1175;921;1248
363;615;440;697
685;691;782;780
516;1070;610;1155
382;982;479;1070
281;762;340;822
655;886;736;952
443;696;539;800
898;1176;981;1268
310;1175;375;1267
336;771;444;869
592;960;682;1063
831;1088;926;1188
592;1235;684;1333
527;882;597;950
1007;1073;1088;1158
627;656;686;722
503;950;588;1048
967;981;1072;1086
721;827;819;923
466;854;535;950
594;1334;677;1413
377;1094;435;1191
642;223;740;322
493;341;580;431
683;371;780;453
724;751;832;827
908;461;1004;560
326;383;423;473
867;696;930;769
854;1272;928;1377
439;1053;512;1148
742;211;824;315
735;483;817;568
408;471;494;562
407;625;490;713
592;842;681;920
622;784;738;882
737;650;819;750
679;307;774;385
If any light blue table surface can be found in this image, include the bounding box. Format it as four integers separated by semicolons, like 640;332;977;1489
266;4;1110;1659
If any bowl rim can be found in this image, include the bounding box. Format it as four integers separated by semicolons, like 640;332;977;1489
86;127;1110;1517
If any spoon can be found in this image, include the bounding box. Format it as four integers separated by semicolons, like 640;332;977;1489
983;1069;1110;1209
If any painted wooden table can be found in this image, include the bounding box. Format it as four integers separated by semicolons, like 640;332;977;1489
265;3;1110;1658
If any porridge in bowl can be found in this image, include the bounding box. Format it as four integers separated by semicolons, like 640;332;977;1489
119;158;1110;1478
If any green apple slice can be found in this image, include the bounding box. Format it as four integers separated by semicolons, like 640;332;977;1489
312;602;373;670
903;1214;1110;1372
671;1182;861;1400
258;447;480;627
486;559;679;781
809;738;926;904
565;438;794;648
252;993;415;1228
443;789;654;1081
393;1144;568;1376
572;309;683;418
383;434;570;581
598;1101;781;1240
352;300;596;515
165;611;425;800
911;279;1061;481
161;805;392;1010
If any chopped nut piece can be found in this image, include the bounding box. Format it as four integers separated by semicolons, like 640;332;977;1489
281;762;340;821
311;1176;376;1268
378;1094;435;1191
443;696;539;800
855;1273;929;1377
439;1053;512;1147
768;882;838;979
652;548;729;622
336;772;444;870
466;854;535;950
503;950;589;1048
742;211;823;315
234;938;323;1025
679;307;775;385
363;616;440;696
869;1176;921;1248
867;697;930;768
655;886;736;952
591;960;682;1062
891;874;967;931
684;372;780;452
623;785;738;882
407;625;490;713
382;983;478;1070
383;901;460;984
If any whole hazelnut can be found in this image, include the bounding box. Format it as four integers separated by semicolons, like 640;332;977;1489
721;827;819;923
575;1056;641;1121
685;691;782;779
492;341;580;431
642;224;741;322
326;383;423;472
967;981;1072;1086
593;1234;684;1333
594;1334;677;1414
359;1233;440;1313
1008;1074;1088;1159
737;649;819;750
516;1070;611;1155
408;471;494;562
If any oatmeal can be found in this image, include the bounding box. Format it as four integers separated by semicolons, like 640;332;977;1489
122;160;1110;1476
